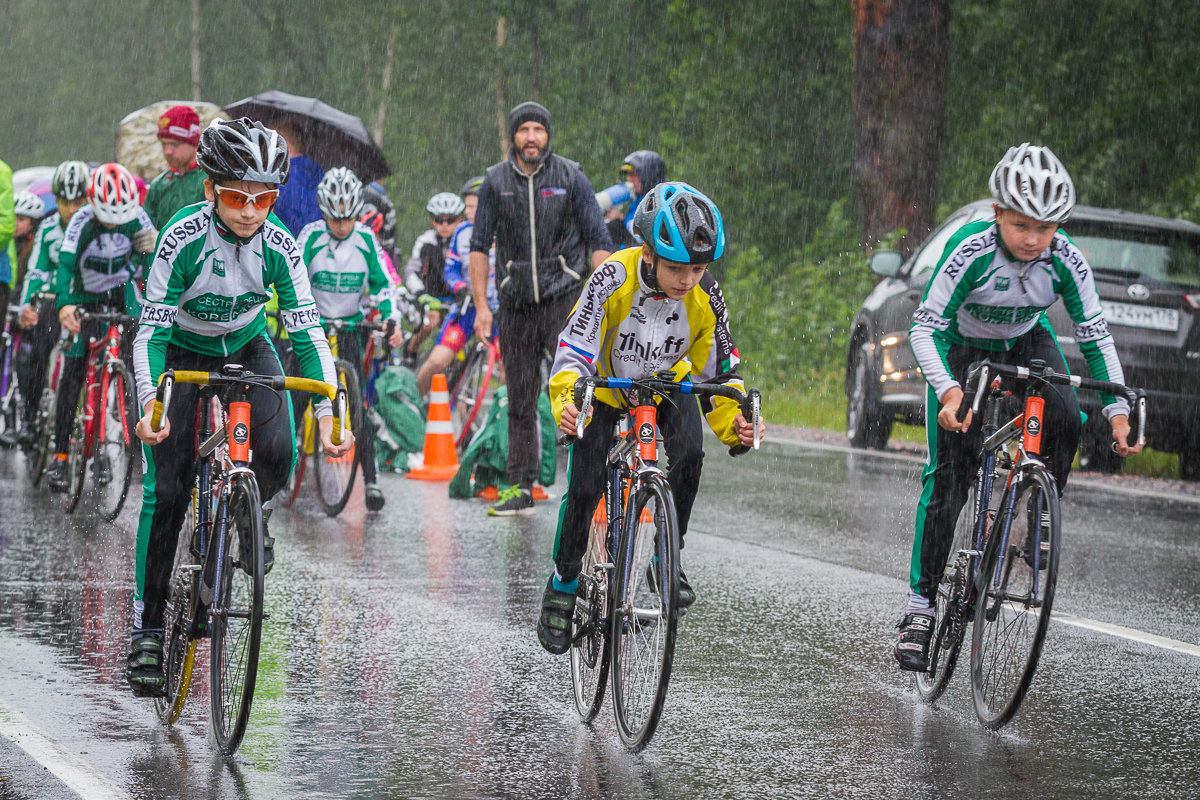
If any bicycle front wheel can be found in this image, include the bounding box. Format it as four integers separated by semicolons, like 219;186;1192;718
916;478;979;702
27;388;56;485
209;474;265;754
64;388;88;513
313;362;361;516
970;466;1060;728
610;473;680;751
96;363;138;522
570;498;612;723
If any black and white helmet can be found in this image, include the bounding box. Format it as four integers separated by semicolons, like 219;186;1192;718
426;192;465;217
13;190;46;219
52;160;91;202
196;117;290;185
316;167;364;220
989;143;1076;223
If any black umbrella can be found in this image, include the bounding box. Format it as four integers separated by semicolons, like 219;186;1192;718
224;90;390;183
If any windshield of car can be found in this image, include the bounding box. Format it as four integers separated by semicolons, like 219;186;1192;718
1071;231;1200;288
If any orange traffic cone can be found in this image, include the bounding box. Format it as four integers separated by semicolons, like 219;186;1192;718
406;374;460;481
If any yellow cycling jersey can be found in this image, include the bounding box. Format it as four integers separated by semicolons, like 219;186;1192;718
549;246;745;446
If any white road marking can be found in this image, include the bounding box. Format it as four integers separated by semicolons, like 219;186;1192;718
0;700;134;800
1051;612;1200;657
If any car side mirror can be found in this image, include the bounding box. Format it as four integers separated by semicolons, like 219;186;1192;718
868;250;903;278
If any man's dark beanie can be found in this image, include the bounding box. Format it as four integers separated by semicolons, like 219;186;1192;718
508;101;552;142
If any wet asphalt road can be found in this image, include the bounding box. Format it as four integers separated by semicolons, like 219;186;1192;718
1;438;1199;799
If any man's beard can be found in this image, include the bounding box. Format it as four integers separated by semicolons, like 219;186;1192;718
518;142;548;167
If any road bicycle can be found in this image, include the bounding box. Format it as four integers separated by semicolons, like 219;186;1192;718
285;317;387;515
447;335;499;450
150;365;344;753
916;358;1146;728
0;305;23;445
564;373;761;750
63;310;139;520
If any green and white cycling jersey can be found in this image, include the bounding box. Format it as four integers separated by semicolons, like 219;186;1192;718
133;202;336;415
20;212;66;306
55;204;153;306
910;218;1128;418
296;219;395;322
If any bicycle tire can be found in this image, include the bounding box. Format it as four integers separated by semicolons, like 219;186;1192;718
916;479;983;702
64;386;88;513
282;408;313;508
570;498;611;723
156;495;200;725
451;343;495;450
313;362;361;517
97;362;138;522
610;473;680;751
970;466;1060;729
209;473;265;754
27;388;56;485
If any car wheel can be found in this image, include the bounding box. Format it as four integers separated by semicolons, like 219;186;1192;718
1078;417;1123;474
846;340;893;450
1179;445;1200;482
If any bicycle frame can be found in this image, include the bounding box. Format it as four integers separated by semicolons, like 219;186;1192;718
79;321;131;459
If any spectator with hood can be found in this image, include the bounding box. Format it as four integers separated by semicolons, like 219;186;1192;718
595;149;666;248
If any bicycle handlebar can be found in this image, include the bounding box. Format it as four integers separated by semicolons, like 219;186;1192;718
956;359;1147;449
152;368;346;445
74;309;137;326
560;374;762;457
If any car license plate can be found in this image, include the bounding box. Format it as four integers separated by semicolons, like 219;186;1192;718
1101;300;1180;332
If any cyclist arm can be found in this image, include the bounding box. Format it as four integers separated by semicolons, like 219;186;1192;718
1051;236;1129;419
270;227;338;419
686;274;751;447
19;218;54;309
0;162;12;257
361;226;394;320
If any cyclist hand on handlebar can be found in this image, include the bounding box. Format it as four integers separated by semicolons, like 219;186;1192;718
937;386;973;433
558;401;593;438
733;412;764;448
18;306;38;328
1110;414;1140;458
136;401;172;446
59;304;81;335
319;414;354;458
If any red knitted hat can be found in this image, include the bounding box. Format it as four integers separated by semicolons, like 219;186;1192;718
157;105;201;145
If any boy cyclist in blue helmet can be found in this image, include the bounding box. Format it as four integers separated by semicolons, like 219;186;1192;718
537;182;765;655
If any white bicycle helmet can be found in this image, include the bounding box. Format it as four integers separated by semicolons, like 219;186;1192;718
13;190;46;219
426;191;465;218
989;143;1076;223
197;117;290;185
316;167;364;220
52;160;91;202
87;163;141;225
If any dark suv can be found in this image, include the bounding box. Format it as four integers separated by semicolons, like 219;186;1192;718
845;199;1200;478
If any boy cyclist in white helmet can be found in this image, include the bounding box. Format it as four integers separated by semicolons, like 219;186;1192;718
894;143;1142;672
295;166;403;511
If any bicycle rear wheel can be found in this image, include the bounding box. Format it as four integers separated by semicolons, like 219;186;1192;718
451;343;494;450
610;473;680;751
156;492;200;725
571;498;612;723
313;362;361;517
916;480;979;702
96;363;138;522
209;474;265;754
970;466;1060;728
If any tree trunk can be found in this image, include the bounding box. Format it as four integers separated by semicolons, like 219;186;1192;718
495;16;508;161
852;0;949;255
372;28;396;146
191;0;201;101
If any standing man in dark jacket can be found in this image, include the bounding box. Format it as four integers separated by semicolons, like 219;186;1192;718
471;101;613;515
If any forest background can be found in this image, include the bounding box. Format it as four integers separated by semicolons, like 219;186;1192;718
5;0;1198;435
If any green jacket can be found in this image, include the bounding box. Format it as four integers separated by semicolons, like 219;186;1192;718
0;159;13;288
143;165;207;231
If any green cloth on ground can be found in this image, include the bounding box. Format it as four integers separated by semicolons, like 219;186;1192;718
449;387;557;498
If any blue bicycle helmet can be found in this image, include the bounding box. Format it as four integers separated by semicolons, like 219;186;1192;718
633;182;725;264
